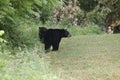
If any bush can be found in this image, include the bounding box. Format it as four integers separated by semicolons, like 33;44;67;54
0;30;7;53
60;18;72;26
0;30;7;43
1;18;41;48
68;24;104;36
16;21;39;47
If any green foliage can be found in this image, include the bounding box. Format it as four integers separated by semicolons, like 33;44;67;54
0;46;60;80
2;0;119;49
0;30;7;43
68;24;104;36
60;18;72;26
33;0;60;24
0;30;7;53
76;10;85;24
78;0;98;12
0;0;60;47
77;0;120;27
7;18;41;47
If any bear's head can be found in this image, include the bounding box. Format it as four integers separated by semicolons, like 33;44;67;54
61;29;71;38
39;27;47;43
39;27;47;33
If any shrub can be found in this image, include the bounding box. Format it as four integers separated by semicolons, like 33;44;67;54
0;30;7;43
60;18;72;26
0;30;7;53
68;24;104;36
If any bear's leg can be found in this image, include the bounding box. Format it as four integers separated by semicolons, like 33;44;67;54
45;43;51;52
52;42;60;51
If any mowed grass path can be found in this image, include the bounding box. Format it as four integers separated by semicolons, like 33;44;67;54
49;34;120;80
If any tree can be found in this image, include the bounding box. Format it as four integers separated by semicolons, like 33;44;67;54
99;0;120;33
78;0;98;12
0;0;60;46
33;0;60;24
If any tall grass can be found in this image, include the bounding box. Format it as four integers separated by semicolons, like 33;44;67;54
67;25;105;36
0;45;60;80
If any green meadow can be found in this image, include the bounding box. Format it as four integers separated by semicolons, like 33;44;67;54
0;0;120;80
0;26;120;80
49;34;120;80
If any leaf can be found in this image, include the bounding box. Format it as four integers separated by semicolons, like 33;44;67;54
0;0;10;6
34;0;42;7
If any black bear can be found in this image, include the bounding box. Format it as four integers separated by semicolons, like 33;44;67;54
39;27;47;43
39;27;71;52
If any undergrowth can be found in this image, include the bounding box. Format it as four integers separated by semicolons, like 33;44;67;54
0;45;60;80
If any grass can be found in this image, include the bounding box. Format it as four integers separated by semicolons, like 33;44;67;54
67;25;105;36
49;34;120;80
0;45;60;80
0;29;120;80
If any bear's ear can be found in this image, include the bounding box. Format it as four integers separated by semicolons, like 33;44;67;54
61;29;71;37
39;27;43;30
39;27;47;31
39;27;41;30
61;29;66;31
39;27;44;29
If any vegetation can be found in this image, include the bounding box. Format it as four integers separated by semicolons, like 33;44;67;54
50;34;120;80
0;0;120;80
0;30;7;43
0;46;60;80
0;0;120;46
0;0;59;46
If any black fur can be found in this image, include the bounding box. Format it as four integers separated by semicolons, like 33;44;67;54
39;27;71;52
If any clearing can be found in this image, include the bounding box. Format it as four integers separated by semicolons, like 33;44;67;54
49;34;120;80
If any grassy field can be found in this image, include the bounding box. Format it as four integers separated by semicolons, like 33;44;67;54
49;34;120;80
0;34;120;80
0;46;60;80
